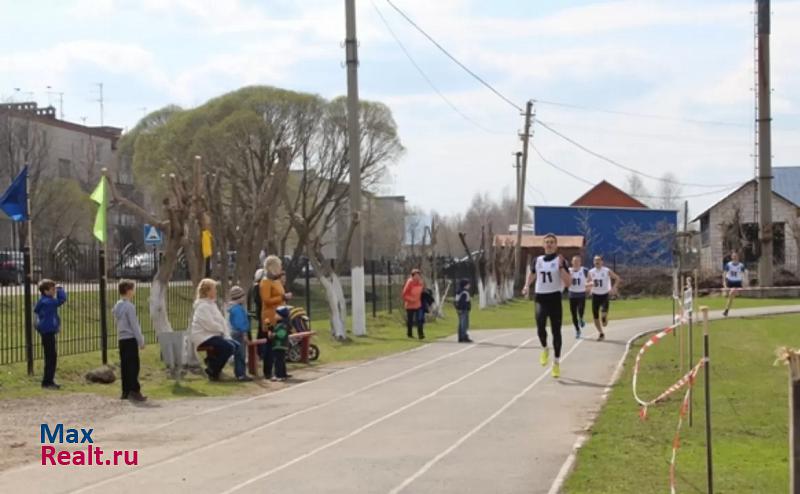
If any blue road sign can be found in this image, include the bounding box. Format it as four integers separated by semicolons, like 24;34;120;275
144;224;163;246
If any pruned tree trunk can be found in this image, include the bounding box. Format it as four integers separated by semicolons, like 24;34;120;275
309;253;347;340
459;231;486;310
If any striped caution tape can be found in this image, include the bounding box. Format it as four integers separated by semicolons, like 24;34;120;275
696;284;800;295
669;359;704;494
631;316;708;493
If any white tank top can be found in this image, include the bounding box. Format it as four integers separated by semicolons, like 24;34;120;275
589;266;611;295
535;255;565;294
725;262;744;282
568;267;588;294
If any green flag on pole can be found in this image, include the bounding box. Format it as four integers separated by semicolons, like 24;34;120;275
90;176;108;243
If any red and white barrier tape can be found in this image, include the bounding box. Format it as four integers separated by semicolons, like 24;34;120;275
669;359;704;494
697;284;800;295
631;313;708;493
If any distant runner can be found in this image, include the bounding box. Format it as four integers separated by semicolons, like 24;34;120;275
722;251;747;317
568;255;589;339
522;233;571;378
587;255;621;341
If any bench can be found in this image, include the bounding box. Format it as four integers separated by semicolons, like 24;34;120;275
246;331;316;376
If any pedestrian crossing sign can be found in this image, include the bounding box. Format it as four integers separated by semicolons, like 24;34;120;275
144;224;163;246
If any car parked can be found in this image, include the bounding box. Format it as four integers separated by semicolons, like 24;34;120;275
0;251;42;286
113;253;157;281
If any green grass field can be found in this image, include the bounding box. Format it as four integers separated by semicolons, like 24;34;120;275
0;295;796;401
563;313;800;493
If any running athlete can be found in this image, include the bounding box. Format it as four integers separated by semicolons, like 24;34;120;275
568;255;589;339
587;255;621;341
722;251;747;317
522;233;571;378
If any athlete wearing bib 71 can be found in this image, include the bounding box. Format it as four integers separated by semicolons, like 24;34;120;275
522;234;571;378
587;255;621;341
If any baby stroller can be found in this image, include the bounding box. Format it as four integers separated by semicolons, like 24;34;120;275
283;306;320;363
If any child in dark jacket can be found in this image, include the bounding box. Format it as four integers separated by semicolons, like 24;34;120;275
270;306;291;381
34;279;67;389
228;285;253;382
455;279;473;343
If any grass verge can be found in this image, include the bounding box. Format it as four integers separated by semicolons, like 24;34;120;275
563;313;800;493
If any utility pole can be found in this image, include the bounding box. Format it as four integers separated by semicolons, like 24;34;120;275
345;0;366;336
513;152;522;214
757;0;773;286
514;101;534;291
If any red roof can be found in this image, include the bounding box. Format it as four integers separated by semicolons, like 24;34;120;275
570;180;647;208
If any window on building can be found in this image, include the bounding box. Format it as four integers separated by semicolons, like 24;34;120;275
58;158;71;179
117;213;137;227
700;215;709;247
774;222;785;265
723;222;786;267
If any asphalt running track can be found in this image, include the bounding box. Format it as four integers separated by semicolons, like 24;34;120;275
2;305;799;494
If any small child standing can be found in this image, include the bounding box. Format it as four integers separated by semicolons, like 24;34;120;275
34;279;67;389
228;286;253;382
271;306;291;382
112;280;147;402
455;279;473;343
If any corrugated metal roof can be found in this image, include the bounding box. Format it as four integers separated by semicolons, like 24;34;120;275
773;167;800;206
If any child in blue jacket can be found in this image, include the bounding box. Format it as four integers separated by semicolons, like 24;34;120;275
228;286;253;382
34;279;67;389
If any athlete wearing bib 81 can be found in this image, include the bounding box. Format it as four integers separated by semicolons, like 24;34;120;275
587;255;621;341
722;251;747;317
522;233;571;378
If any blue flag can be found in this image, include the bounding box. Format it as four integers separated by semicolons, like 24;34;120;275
0;166;29;222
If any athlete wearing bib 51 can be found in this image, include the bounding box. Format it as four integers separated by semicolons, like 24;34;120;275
522;233;571;378
587;255;621;341
722;251;747;317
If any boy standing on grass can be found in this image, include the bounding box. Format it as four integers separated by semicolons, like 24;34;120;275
112;280;147;402
228;285;253;382
34;279;67;390
455;279;473;343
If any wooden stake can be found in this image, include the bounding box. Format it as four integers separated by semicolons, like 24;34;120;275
789;352;800;494
701;306;714;494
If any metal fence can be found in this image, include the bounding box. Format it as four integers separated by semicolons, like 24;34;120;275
0;244;193;367
1;245;469;368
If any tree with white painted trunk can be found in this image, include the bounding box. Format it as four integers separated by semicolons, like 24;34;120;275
281;97;403;339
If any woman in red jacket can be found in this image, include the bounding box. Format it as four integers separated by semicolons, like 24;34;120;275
402;269;425;340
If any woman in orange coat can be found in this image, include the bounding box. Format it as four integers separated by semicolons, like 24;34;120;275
402;269;425;340
258;255;292;379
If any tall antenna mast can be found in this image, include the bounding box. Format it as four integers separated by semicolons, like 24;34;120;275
95;82;104;126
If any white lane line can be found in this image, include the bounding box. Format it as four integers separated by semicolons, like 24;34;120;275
68;332;514;494
220;337;536;494
389;334;587;494
151;342;431;432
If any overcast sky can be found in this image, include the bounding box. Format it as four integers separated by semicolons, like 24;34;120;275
3;0;800;220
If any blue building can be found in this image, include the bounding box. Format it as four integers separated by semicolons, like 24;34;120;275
532;181;678;267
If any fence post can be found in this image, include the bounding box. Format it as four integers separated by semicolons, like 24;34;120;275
701;306;714;494
789;352;800;494
387;260;392;314
371;260;377;318
22;245;34;375
305;257;311;318
98;248;109;365
687;277;694;427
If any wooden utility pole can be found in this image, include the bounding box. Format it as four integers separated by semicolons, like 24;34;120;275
757;0;774;286
514;102;533;291
345;0;367;335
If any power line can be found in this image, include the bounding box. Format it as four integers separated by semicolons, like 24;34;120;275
534;99;750;128
536;120;744;189
533;144;740;200
384;0;523;112
371;1;506;135
532;145;593;186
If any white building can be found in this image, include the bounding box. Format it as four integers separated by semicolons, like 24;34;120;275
694;167;800;275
